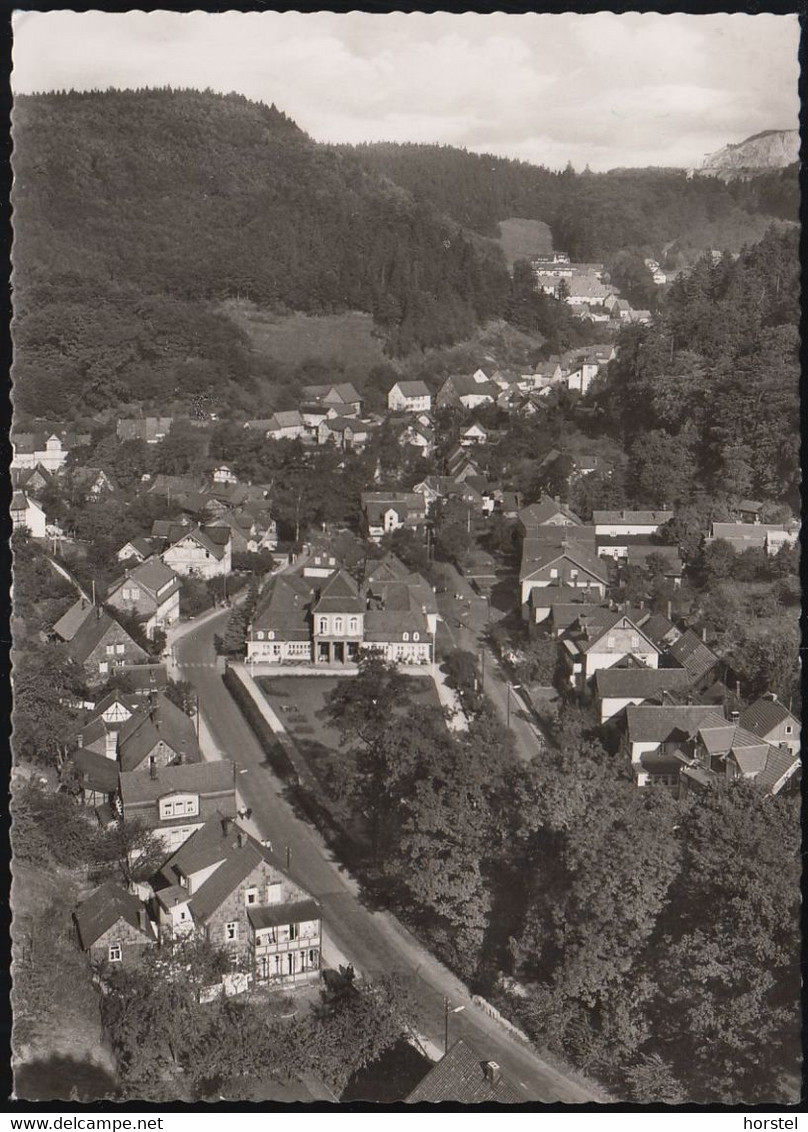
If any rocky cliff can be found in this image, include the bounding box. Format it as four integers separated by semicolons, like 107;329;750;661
699;129;799;181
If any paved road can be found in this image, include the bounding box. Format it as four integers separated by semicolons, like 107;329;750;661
174;611;607;1105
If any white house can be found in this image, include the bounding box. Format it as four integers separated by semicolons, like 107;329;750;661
11;433;69;472
592;510;674;539
105;557;182;639
388;381;432;414
212;465;238;485
11;490;47;538
162;526;232;579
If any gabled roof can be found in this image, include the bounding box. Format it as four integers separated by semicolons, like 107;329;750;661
739;695;800;739
73;748;120;794
74;882;155;950
267;410;304;430
666;630;719;684
406;1040;522;1104
117;694;201;772
108;557;181;604
69;608;146;666
576;613;660;655
301;382;362;405
626;704;724;744
119;759;236;806
365;554;411;582
251;573;314;637
392;380;431;398
520;538;607;585
364;608;429;641
641;613;678;647
518;495;582;529
756;747;800;793
53;597;94;642
165;525;230;560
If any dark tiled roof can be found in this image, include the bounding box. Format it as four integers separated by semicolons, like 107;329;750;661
247;899;321;930
641;614;678;646
406;1040;523;1104
117;694;201;772
313;570;364;614
666;631;719;684
518;496;582;529
53;598;94;642
595;667;691;699
756;747;800;792
739;696;800;739
119;759;235;806
74;882;155;950
73;748;120;794
364;608;429;641
393;381;431;398
626;704;725;743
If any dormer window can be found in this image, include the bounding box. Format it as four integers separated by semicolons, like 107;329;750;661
413;632;420;642
257;631;265;640
403;632;410;642
268;631;275;641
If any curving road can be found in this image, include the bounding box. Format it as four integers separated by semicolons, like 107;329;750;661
172;609;607;1105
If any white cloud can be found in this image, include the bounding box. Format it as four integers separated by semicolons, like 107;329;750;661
11;11;800;171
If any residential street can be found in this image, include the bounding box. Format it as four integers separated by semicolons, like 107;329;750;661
174;609;608;1104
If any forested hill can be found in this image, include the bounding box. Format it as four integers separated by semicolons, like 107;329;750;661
346;142;798;262
12;89;510;415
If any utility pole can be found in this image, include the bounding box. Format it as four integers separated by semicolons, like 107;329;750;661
195;694;201;742
506;682;511;729
444;997;465;1053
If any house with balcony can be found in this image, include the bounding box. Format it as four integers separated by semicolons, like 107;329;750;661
155;817;321;985
106;557;182;639
119;759;237;852
11;432;70;472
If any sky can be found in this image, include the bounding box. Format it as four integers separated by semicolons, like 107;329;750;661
11;10;801;172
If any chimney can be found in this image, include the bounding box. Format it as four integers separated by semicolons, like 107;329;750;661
730;710;740;724
764;691;777;702
221;815;233;836
701;626;708;644
104;726;117;761
483;1062;502;1086
138;906;149;933
667;600;672;621
736;681;741;699
237;830;246;849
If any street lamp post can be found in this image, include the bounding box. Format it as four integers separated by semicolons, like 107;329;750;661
444;997;465;1053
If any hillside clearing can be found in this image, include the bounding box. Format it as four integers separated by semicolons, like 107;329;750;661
495;217;554;270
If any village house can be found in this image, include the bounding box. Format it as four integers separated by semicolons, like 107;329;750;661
74;882;157;967
11;463;53;498
437;374;499;411
565;276;611;306
624;704;728;789
155;817;322;985
207;508;278;555
739;693;801;757
115;692;202;774
459;423;489;447
732;498;764;524
261;410;306;442
68;466;116;501
11;432;69;472
117;417;173;444
624;544;684;586
517;495;583;538
561;610;661;690
565;355;601;395
397;420;434;456
119;759;237;851
11;490;47;538
52;598;148;686
212;465;238;485
105;557;182;639
361;491;427;542
317;415;372;451
387;380;432;414
162;524;232;578
300;382;363;417
116;536;164;564
71;689;142;807
592;509;674;539
520;534;607;610
594;666;693;724
663;629;722;694
707;521;799;556
406;1040;522;1104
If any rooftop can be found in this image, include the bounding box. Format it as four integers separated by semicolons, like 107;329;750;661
74;881;155;950
406;1040;523;1104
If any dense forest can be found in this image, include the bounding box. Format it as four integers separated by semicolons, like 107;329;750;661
348;142;799;261
12;89;797;419
12;89;510;415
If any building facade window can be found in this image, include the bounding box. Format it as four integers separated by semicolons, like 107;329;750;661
108;942;122;962
349;617;358;634
318;617;327;634
245;887;258;906
225;921;239;942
